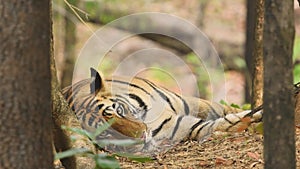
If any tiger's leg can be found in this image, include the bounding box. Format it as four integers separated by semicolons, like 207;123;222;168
188;109;263;141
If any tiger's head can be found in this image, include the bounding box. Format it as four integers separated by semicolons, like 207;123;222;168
82;68;147;139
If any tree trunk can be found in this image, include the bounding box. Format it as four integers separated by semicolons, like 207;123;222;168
245;0;256;75
244;0;256;103
0;1;53;168
263;0;296;168
251;0;264;108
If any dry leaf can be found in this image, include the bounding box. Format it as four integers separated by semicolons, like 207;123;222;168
247;152;260;161
215;157;226;165
199;160;209;166
229;136;246;142
215;157;233;166
237;124;249;132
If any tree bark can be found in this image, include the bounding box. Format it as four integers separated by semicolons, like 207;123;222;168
245;0;256;75
295;83;300;126
244;0;256;103
0;1;53;168
251;0;264;108
263;0;296;168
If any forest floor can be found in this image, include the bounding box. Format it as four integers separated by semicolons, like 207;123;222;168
119;127;300;169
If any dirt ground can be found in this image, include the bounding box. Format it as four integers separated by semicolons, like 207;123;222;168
119;127;300;169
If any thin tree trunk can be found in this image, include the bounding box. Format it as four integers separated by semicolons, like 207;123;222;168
244;0;256;103
251;0;264;108
295;83;300;126
263;0;296;168
245;0;256;75
0;0;53;168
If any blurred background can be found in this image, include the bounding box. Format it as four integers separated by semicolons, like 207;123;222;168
52;0;300;105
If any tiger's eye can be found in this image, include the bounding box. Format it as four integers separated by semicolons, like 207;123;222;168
116;105;124;116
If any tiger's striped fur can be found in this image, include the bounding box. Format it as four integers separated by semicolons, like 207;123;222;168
62;68;263;152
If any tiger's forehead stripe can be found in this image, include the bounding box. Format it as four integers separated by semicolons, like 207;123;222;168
87;98;100;110
115;94;140;111
127;93;148;112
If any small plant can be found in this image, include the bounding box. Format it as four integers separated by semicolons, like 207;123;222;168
219;100;251;110
293;36;300;83
55;119;152;169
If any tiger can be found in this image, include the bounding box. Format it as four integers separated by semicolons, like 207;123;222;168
62;68;263;152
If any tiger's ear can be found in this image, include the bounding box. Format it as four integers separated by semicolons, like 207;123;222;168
90;68;106;94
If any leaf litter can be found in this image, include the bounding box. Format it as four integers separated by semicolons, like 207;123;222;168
120;127;300;168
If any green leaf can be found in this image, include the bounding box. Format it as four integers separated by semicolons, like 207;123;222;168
55;148;91;160
94;154;120;169
293;36;300;61
233;57;246;69
113;152;153;163
70;135;80;142
186;53;201;64
230;103;240;109
294;64;300;83
219;100;228;106
255;122;264;134
61;125;93;139
95;139;142;147
91;118;115;140
241;104;251;110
